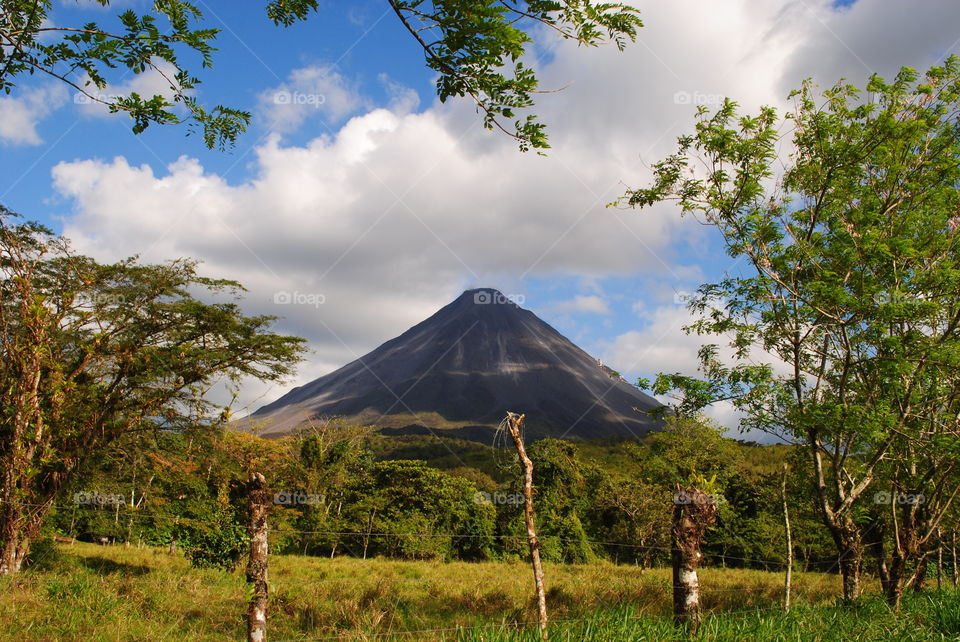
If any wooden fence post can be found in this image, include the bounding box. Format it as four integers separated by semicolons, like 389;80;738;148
247;472;270;642
503;412;548;640
937;527;943;591
671;486;717;631
782;463;792;612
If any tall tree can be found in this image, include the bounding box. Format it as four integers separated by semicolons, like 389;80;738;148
0;209;306;574
871;428;960;608
621;58;960;601
0;0;642;150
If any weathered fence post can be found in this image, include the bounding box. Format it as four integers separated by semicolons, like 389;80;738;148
937;527;943;591
671;486;717;631
782;463;792;612
503;412;548;640
247;472;270;642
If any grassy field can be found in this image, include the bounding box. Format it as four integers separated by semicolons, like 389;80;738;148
3;540;958;641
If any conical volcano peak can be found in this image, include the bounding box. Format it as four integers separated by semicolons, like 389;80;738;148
240;289;663;441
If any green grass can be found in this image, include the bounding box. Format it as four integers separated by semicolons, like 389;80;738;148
455;593;960;641
2;540;957;641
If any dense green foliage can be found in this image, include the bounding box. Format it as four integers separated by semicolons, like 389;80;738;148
0;210;306;574
621;58;960;602
41;417;862;577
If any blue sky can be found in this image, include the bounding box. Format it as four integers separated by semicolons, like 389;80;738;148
2;0;429;212
3;0;960;436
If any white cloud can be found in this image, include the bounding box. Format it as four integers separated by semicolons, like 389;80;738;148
599;304;703;377
380;74;420;115
258;65;367;133
554;294;611;315
777;0;960;98
0;84;68;145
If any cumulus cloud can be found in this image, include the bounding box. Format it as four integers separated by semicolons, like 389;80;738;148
0;84;68;145
553;295;612;315
778;0;960;97
599;304;703;378
258;65;367;133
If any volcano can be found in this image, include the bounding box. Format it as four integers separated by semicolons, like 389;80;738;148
240;288;664;441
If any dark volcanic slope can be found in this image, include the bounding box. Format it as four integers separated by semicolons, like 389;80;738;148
242;288;663;440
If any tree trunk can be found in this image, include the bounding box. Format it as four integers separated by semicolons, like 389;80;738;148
0;501;48;575
671;487;718;631
865;517;891;597
246;472;270;642
0;535;28;575
362;508;376;560
806;428;879;604
886;551;907;610
952;531;957;588
838;544;863;603
913;556;927;593
169;516;179;555
504;412;548;641
827;517;864;603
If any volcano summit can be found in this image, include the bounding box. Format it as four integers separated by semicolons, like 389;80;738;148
241;288;663;441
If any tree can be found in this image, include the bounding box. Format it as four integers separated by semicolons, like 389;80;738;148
340;460;495;560
0;0;642;151
0;209;306;574
584;472;666;566
621;58;960;601
870;435;960;608
499;438;593;563
634;417;741;487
